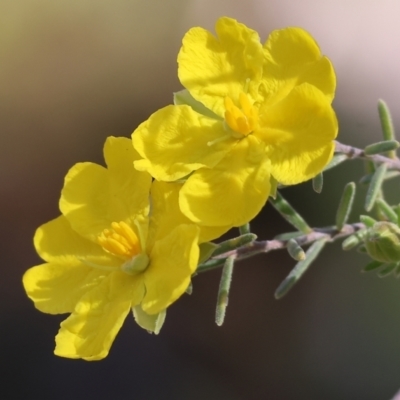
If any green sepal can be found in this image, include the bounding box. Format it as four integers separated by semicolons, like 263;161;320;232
312;173;323;193
364;222;400;263
269;176;279;199
377;263;397;278
275;239;327;299
198;242;219;264
239;223;251;235
363;260;384;272
360;215;377;228
133;305;166;334
336;182;356;231
185;282;193;295
173;89;222;120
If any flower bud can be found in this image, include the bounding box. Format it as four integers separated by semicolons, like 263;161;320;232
364;221;400;263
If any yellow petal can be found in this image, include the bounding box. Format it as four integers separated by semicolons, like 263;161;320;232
23;262;106;314
262;27;336;105
133;105;233;181
60;137;151;242
257;83;337;185
180;136;271;227
34;216;116;265
178;17;264;116
148;181;231;247
55;271;144;360
141;225;199;315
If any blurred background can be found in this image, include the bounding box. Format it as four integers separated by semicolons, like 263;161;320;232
1;0;400;399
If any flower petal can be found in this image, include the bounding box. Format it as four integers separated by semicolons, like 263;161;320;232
180;136;271;227
178;17;264;116
60;137;151;241
54;271;144;360
133;105;234;181
34;216;116;265
23;262;106;314
141;225;199;315
257;83;337;185
148;181;231;247
261;27;336;105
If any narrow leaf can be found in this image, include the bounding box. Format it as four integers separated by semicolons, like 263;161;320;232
312;173;323;193
212;233;257;257
274;231;303;241
336;182;356;230
364;140;399;155
269;191;312;234
359;215;377;228
365;163;387;211
215;256;235;326
287;239;306;261
359;170;400;185
275;239;327;299
375;198;398;223
378;100;396;158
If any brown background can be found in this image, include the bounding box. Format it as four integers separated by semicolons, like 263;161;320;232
1;1;400;399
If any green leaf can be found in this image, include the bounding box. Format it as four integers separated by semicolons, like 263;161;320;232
364;140;399;156
274;231;303;241
269;191;312;234
286;239;306;261
275;239;327;299
212;233;257;257
312;173;323;193
215;255;235;326
365;163;387;212
378;100;396;158
336;182;356;231
359;170;400;185
174;89;221;120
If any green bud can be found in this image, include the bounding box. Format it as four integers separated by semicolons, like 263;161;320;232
364;222;400;263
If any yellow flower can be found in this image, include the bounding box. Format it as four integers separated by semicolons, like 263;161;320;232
133;17;338;227
22;137;206;361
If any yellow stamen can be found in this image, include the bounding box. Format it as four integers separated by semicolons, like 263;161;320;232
98;221;141;259
224;92;258;137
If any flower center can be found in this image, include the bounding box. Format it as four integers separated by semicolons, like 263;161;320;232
98;221;141;259
224;92;258;137
98;221;150;274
